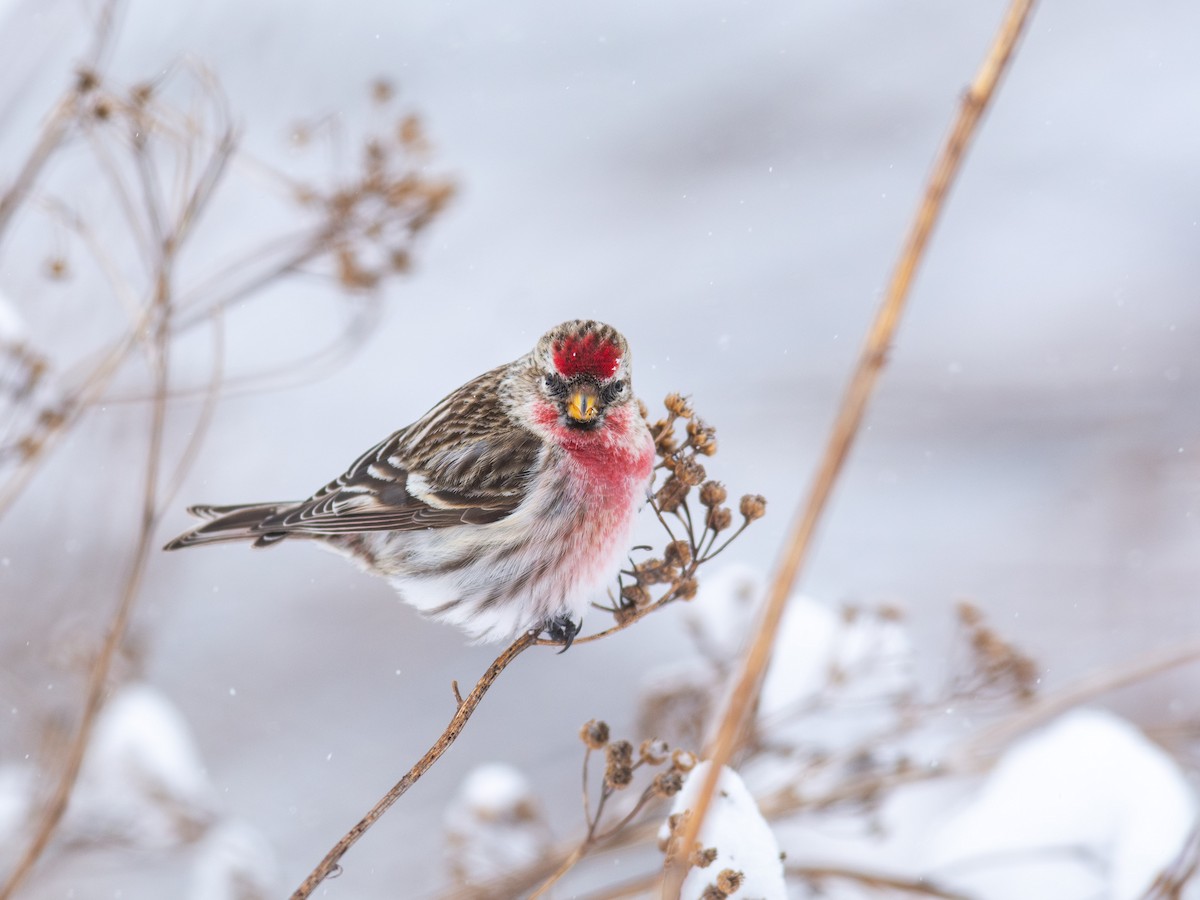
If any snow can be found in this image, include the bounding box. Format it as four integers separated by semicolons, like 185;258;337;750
0;763;32;853
443;762;550;884
65;683;218;847
660;761;787;900
189;820;278;900
930;708;1198;899
0;289;23;341
760;596;913;723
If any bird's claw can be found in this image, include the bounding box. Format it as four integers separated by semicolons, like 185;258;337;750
543;613;582;654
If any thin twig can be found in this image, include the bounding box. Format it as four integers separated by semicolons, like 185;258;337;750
0;100;76;244
0;325;144;519
290;630;538;899
664;0;1041;894
959;636;1200;763
529;845;588;900
788;864;972;899
1140;825;1200;900
530;785;658;900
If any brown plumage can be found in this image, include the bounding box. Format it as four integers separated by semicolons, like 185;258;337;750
164;320;656;644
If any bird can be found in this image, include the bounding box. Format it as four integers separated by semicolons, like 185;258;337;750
163;320;657;647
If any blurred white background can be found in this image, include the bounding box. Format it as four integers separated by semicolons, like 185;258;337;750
1;0;1198;896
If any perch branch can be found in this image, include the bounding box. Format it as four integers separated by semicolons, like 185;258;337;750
290;630;538;899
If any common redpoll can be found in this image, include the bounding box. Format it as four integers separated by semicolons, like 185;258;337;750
164;320;656;646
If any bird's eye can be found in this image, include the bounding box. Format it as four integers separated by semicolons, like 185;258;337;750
602;379;626;404
544;373;568;398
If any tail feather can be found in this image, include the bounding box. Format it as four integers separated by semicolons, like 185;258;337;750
163;502;292;551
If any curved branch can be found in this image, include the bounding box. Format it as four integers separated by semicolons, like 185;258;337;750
289;630;538;900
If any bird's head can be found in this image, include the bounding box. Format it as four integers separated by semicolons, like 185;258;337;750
517;320;636;436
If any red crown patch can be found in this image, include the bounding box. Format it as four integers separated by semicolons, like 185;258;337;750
552;333;621;379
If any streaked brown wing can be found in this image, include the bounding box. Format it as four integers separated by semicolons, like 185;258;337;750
258;364;544;535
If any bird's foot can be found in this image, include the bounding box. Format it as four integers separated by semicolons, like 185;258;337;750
542;613;582;654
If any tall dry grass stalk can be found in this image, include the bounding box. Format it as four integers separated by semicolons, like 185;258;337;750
663;1;1041;893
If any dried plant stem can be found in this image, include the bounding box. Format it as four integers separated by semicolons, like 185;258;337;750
664;0;1040;893
0;300;171;900
787;865;971;899
530;846;588;900
0;0;122;243
530;783;658;898
0;327;142;519
0;99;75;243
960;636;1200;762
1141;825;1200;900
573;864;970;900
290;630;538;900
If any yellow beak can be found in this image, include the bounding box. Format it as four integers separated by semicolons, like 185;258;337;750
567;386;600;422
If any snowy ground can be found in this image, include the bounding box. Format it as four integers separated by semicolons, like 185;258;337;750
1;0;1198;897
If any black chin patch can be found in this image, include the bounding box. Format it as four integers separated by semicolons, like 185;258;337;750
563;415;601;431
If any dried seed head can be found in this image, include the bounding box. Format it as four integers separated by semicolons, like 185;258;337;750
687;418;718;456
620;583;651;608
605;764;633;789
365;138;386;168
43;258;69;281
675;457;707;487
606;739;633;765
604;739;635;788
690;845;718;869
579;719;609;749
397;114;426;149
663;540;692;568
956;599;983;626
75;68;99;94
655;428;680;456
655;477;688;514
371;78;395;104
664;393;693;418
638;399;650;420
675;577;699;601
634;558;677;586
706;506;733;533
716;869;745;894
652;770;684;797
130;82;153;105
738;494;767;522
639;738;669;765
699;481;727;508
389;248;411;273
671;749;698;772
613;603;639;626
335;247;380;291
